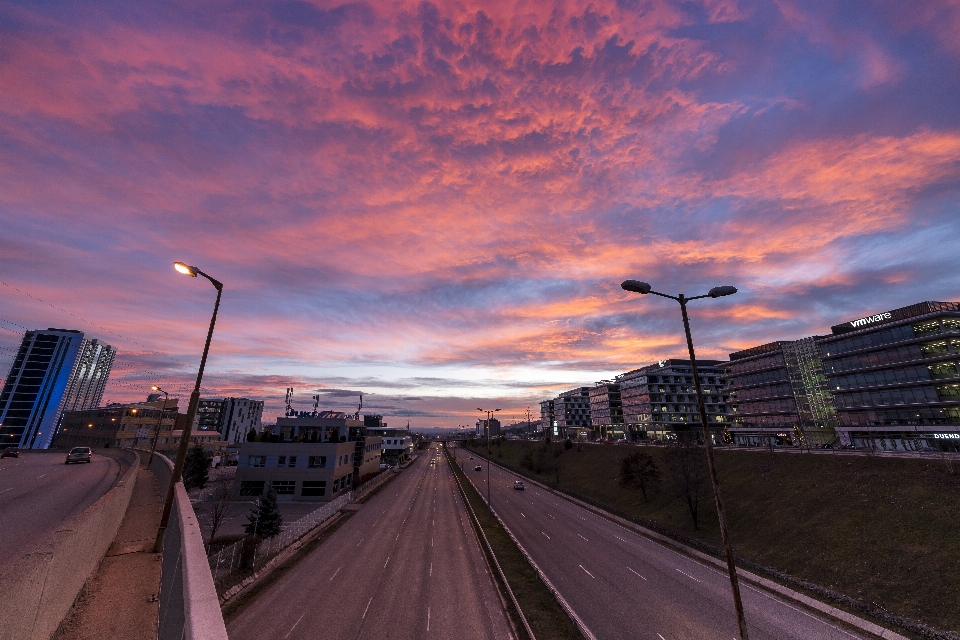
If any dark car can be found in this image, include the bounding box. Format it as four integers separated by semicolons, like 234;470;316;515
513;481;525;491
65;447;92;464
474;465;482;471
1;447;19;459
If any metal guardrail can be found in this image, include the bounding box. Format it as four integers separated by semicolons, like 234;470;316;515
208;468;396;583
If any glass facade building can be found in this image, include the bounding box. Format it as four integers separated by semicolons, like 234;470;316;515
0;329;115;449
553;387;591;438
619;359;729;442
539;399;554;435
725;338;837;447
588;382;623;440
820;301;960;451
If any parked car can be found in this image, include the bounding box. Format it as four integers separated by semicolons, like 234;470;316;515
1;446;19;459
65;447;92;464
513;480;525;491
474;465;482;471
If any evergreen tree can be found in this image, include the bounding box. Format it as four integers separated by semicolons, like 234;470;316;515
246;428;258;442
183;444;209;491
245;486;283;538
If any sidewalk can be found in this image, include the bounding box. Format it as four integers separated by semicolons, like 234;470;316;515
55;461;163;640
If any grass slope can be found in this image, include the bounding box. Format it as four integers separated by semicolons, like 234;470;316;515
469;440;960;634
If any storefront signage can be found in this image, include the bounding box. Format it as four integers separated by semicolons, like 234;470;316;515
849;311;892;328
932;433;960;440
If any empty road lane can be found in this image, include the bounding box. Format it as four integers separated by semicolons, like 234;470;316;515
228;447;513;640
456;444;874;640
0;450;122;576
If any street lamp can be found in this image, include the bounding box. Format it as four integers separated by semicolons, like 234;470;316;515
477;407;500;512
155;262;223;553
148;386;169;466
620;279;749;640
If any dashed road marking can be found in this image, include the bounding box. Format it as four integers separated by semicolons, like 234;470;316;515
628;567;647;580
541;531;550;540
329;566;341;581
579;564;595;579
676;568;701;583
362;597;373;619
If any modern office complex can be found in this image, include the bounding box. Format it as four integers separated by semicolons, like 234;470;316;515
725;338;838;447
475;417;501;437
588;382;624;440
552;387;592;438
819;301;960;451
539;399;554;434
0;329;115;449
620;360;730;442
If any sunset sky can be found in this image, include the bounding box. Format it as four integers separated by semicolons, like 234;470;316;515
1;0;959;428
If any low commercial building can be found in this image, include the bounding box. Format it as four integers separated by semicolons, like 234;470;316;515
588;382;624;440
619;360;730;442
367;427;413;463
724;338;838;447
234;440;369;501
820;301;960;451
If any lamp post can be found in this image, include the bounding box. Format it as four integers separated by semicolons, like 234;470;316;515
620;279;749;640
477;408;500;512
154;262;223;553
148;386;169;466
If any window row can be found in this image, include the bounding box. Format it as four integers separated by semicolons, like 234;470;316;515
839;407;960;426
834;386;940;408
825;344;929;373
821;324;916;357
727;354;785;376
829;364;952;390
248;454;331;469
732;383;794;401
736;398;797;414
730;369;790;387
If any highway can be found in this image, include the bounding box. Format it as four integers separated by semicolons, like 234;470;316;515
453;444;873;640
227;446;513;640
0;450;121;576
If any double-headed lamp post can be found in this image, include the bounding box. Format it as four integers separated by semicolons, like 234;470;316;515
621;279;749;640
154;262;223;553
148;385;169;466
477;408;500;510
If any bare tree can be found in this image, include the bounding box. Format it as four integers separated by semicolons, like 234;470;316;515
665;438;709;530
205;471;233;551
619;450;660;502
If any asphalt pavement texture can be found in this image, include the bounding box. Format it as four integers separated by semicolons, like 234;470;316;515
0;450;121;576
453;443;873;640
227;445;514;640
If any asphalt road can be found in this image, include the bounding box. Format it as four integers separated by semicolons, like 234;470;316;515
0;450;121;576
227;446;513;640
453;444;874;640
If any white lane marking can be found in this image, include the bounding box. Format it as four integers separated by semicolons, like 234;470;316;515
541;531;550;540
329;566;341;581
579;564;595;579
676;568;701;583
384;556;390;568
628;567;647;580
548;513;556;519
396;533;400;540
283;613;305;639
362;597;373;619
427;606;431;631
36;474;46;479
658;634;666;640
739;582;862;638
520;512;525;517
430;562;433;576
0;488;12;494
432;537;434;547
577;533;588;541
356;538;363;547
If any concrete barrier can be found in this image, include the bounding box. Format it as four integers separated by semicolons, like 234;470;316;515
153;453;228;640
0;449;139;640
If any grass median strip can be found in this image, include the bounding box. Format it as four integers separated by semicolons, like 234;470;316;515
447;452;581;640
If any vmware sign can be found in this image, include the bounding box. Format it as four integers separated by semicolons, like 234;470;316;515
849;311;893;328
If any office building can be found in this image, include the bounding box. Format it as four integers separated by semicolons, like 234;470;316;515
553;387;591;438
476;418;501;437
619;360;729;442
539;400;554;434
588;382;624;440
0;329;115;449
366;426;413;463
724;338;838;447
219;397;264;445
819;301;960;451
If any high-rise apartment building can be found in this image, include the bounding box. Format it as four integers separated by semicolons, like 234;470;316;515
620;359;729;442
820;301;960;451
0;329;115;449
194;397;264;445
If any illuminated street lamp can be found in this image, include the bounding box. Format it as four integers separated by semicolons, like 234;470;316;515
477;407;500;513
155;262;223;552
620;279;749;640
148;386;169;466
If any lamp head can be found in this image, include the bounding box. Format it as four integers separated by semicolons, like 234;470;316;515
621;280;652;294
174;262;198;277
708;286;738;298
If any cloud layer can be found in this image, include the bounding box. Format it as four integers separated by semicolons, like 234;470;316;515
1;0;959;427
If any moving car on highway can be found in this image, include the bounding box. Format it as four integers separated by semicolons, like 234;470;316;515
513;480;524;491
474;465;482;471
1;446;19;459
65;447;92;464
